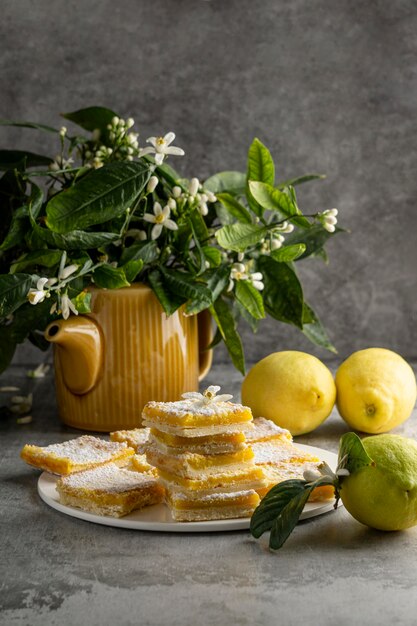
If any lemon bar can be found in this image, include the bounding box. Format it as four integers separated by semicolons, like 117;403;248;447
149;428;246;455
252;441;320;465
166;489;260;522
258;463;334;501
129;454;159;477
142;398;253;436
21;436;135;475
146;444;255;479
110;428;150;453
157;466;265;495
245;417;292;444
56;463;164;517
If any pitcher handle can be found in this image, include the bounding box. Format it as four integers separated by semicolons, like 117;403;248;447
197;309;213;382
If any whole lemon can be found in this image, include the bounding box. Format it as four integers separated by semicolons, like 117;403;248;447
241;351;336;435
340;435;417;531
336;348;416;434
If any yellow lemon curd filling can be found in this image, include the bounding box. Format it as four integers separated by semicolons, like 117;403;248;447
167;490;260;511
146;445;255;477
150;429;246;448
158;466;264;490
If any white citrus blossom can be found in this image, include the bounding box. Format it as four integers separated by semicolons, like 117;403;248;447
189;177;200;197
271;235;285;250
275;220;294;234
60;293;78;320
250;272;264;291
322;208;338;233
139;132;185;165
27;278;50;305
227;263;249;292
182;385;233;406
58;263;79;281
303;468;322;483
48;155;74;172
143;202;178;240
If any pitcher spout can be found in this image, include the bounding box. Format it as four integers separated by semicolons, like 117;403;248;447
45;316;103;395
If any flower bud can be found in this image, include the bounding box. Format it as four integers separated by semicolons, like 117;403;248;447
111;116;120;126
189;178;200;197
147;176;159;193
167;198;176;210
172;186;182;198
59;126;67;137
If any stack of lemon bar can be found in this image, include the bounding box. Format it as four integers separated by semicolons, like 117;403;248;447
142;386;265;521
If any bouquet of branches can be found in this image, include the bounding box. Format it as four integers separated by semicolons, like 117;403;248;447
0;106;341;374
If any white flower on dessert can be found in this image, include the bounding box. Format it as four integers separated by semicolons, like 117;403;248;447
27;277;50;305
146;176;159;193
143;202;178;240
250;271;264;291
139;132;185;165
321;208;338;233
227;263;249;292
182;385;233;405
60;293;78;320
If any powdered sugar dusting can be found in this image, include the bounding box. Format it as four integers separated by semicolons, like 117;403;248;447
58;463;157;493
143;399;250;418
252;441;316;464
168;489;257;503
245;417;291;443
29;435;129;463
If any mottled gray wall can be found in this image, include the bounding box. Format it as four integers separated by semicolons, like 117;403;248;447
1;0;417;366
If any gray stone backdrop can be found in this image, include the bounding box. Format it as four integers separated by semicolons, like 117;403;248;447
1;0;417;367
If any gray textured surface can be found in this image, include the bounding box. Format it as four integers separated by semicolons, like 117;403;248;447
2;362;417;626
1;0;417;368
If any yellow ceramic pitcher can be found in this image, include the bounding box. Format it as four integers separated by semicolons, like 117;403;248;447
45;284;212;432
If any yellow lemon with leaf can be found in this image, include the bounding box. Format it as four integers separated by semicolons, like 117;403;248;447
241;351;336;436
336;348;416;434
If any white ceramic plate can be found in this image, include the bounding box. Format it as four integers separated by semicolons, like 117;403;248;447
37;444;340;533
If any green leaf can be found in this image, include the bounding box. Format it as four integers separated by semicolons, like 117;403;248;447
216;223;269;252
235;280;265;320
235;299;259;333
270;243;306;262
0;150;53;171
247;138;275;186
160;268;212;315
93;264;130;289
61;106;118;132
0;273;33;318
210;297;245;374
0;119;58;133
248;181;310;227
202;246;222;268
148;269;186;316
257;256;304;328
302;303;337;353
190;210;209;242
72;290;92;314
269;485;315;550
206;265;230;301
338;433;374;475
46;161;150;233
216;193;252;224
120;241;159;265
10;250;61;274
246;138;275;217
285;224;343;259
250;479;308;538
122;259;143;283
204;171;246;195
277;173;325;188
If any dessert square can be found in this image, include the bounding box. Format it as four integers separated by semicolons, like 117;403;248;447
148;428;247;455
146;444;255;479
110;428;150;454
245;417;292;444
56;463;164;517
21;435;135;475
166;489;260;522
